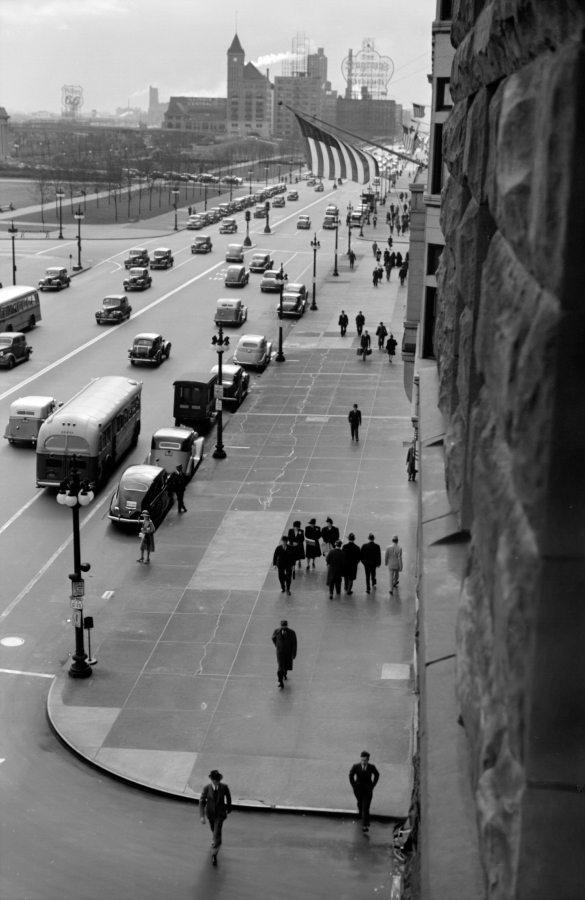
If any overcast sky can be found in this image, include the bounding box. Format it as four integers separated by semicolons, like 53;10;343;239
0;0;435;114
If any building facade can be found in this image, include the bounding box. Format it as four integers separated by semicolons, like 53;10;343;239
163;97;227;135
335;95;398;141
226;33;273;138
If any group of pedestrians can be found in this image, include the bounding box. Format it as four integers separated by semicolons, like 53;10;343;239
386;202;410;235
372;243;408;286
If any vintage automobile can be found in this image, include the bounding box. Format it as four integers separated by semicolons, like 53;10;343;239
150;248;174;269
38;267;71;291
124;248;150;269
278;290;307;317
0;332;33;368
4;395;60;445
253;204;267;218
173;372;217;427
232;333;273;370
306;178;316;186
225;243;244;263
323;215;338;229
297;215;311;229
260;270;286;292
287;191;299;201
145;426;204;477
187;215;204;230
219;218;238;234
326;204;339;216
207;209;222;222
123;267;152;292
284;282;308;304
249;252;273;273
95;294;132;325
224;265;249;288
128;333;171;366
209;363;250;406
314;182;324;192
214;297;248;325
108;464;171;525
272;196;285;208
191;235;213;254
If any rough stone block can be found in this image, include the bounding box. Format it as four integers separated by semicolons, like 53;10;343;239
444;402;466;517
443;98;469;184
440;174;471;252
463;87;491;204
451;0;483;49
484;78;506;215
456;305;474;417
435;245;464;419
454;198;497;311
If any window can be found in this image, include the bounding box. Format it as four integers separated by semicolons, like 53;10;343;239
430;123;444;195
44;435;67;450
67;436;90;452
436;78;453;111
427;243;444;275
439;0;452;19
423;287;437;359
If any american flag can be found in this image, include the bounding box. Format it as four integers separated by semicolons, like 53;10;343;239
293;111;379;185
413;103;426;118
402;125;416;153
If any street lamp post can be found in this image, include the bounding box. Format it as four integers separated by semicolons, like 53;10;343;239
333;218;339;276
211;325;229;460
265;166;268;187
248;170;253;195
310;234;320;311
8;221;17;285
275;263;288;363
56;188;65;239
204;184;208;211
263;200;271;234
172;185;179;231
73;206;84;271
56;457;94;679
244;209;252;247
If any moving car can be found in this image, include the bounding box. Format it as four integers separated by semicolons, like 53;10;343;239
326;204;339;216
224;265;249;287
38;267;70;291
191;235;213;254
209;364;250;406
232;333;273;370
95;294;132;325
278;290;307;317
314;182;324;192
128;333;171;366
253;204;267;218
124;248;150;269
214;297;248;325
123;268;152;291
219;218;238;234
272;196;285;208
226;243;244;263
187;215;204;230
0;332;33;368
145;426;204;477
306;178;316;186
249;252;273;273
108;465;171;525
4;395;60;445
260;270;286;292
297;215;311;229
150;248;174;269
287;191;299;200
323;215;338;229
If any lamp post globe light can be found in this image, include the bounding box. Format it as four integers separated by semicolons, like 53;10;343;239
172;184;180;231
8;220;17;285
244;209;252;247
56;187;65;239
275;263;288;363
211;325;229;459
73;205;84;271
56;456;94;679
310;234;320;311
263;200;271;234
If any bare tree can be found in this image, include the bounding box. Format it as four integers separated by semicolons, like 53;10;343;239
29;171;52;225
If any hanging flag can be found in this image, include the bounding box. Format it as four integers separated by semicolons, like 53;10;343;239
402;124;414;153
293;110;379;184
413;103;426;118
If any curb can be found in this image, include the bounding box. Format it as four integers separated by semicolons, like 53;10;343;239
70;266;92;278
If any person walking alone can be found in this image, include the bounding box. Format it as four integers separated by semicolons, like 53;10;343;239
304;518;322;570
360;330;371;361
342;533;361;595
386;333;397;364
339;310;349;336
200;770;232;865
372;268;379;288
406;443;417;481
372;213;377;227
360;533;381;593
355;311;365;336
273;535;295;594
272;619;297;688
322;516;340;553
348;404;362;441
385;535;403;594
288;521;305;570
169;464;188;513
399;265;407;286
349;249;356;270
326;539;345;599
376;323;388;350
349;752;380;833
137;511;155;564
372;241;378;258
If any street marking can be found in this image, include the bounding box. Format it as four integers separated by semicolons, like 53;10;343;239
0;637;24;647
36;241;76;256
0;491;43;537
102;591;115;599
0;668;54;679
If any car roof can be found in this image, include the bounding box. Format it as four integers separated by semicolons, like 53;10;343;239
252;252;269;258
10;396;55;413
195;234;211;240
238;334;265;343
286;283;305;291
0;331;24;339
174;372;216;385
262;270;278;276
121;464;164;483
217;297;242;305
46;267;65;272
227;264;244;271
129;248;147;253
154;247;171;253
134;332;161;341
152;426;194;440
104;294;127;301
210;364;241;377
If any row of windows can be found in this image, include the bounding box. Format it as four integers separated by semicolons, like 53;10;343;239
97;396;140;452
0;293;39;319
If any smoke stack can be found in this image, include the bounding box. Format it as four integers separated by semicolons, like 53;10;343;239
266;68;269;82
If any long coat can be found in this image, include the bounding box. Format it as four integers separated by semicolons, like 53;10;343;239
342;541;361;580
360;540;381;570
273;545;295;572
288;527;305;562
305;524;322;559
272;627;297;671
326;548;345;586
321;524;340;547
140;518;155;553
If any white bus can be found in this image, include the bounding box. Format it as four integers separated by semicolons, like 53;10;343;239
36;376;142;489
0;285;41;332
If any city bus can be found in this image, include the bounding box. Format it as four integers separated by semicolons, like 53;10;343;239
0;285;42;331
36;376;142;489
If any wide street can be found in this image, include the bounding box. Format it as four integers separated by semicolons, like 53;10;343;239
0;174;412;899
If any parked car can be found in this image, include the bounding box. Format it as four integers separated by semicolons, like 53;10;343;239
145;426;204;477
249;252;273;273
128;332;171;366
278;290;307;317
284;282;308;304
209;364;250;406
287;191;299;200
38;267;70;291
0;332;33;368
124;248;150;269
173;372;217;427
272;196;285;208
95;294;132;324
108;465;171;525
232;333;273;370
219;218;238;234
4;395;60;445
260;270;286;292
214;297;248;325
208;208;223;221
150;248;174;269
123;267;152;292
187;215;204;230
226;243;244;263
224;265;249;288
306;178;316;186
191;235;213;254
314;182;324;192
297;215;311;229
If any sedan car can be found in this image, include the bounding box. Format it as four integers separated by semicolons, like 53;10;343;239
232;333;273;370
323;215;338;229
38;267;71;291
287;191;299;201
209;363;250;406
297;215;311;229
260;270;286;292
108;465;171;525
224;265;249;288
272;196;285;208
314;182;324;192
219;218;238;234
145;426;204;477
129;333;171;366
284;282;308;303
0;332;33;368
191;235;213;254
123;267;152;292
150;248;174;269
249;252;273;273
95;294;132;325
215;297;248;325
253;204;267;218
226;243;244;263
187;215;204;230
278;291;307;317
124;248;150;269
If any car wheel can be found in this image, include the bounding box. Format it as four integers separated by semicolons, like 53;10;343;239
165;344;171;358
57;283;62;291
130;360;136;366
7;357;15;369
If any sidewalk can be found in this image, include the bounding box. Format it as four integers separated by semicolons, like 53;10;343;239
47;215;418;819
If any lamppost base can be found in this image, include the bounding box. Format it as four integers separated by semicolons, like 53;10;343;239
212;447;227;460
243;236;252;247
69;659;93;679
310;302;318;311
72;264;82;272
333;270;339;276
275;352;286;362
263;225;271;234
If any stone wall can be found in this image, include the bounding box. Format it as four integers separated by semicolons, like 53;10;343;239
437;3;585;897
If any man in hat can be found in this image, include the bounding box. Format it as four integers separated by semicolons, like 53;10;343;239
338;310;349;336
348;404;362;441
385;535;403;594
271;619;297;688
349;751;380;833
273;535;295;595
326;539;345;599
200;769;232;865
321;517;340;553
169;464;188;513
360;533;382;593
342;533;361;595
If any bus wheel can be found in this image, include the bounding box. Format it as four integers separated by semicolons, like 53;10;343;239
29;316;36;329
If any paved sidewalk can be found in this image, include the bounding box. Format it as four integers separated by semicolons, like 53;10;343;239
48;208;417;819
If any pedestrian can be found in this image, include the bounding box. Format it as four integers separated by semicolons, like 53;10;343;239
137;511;155;564
385;262;391;281
305;518;322;570
372;241;378;258
386;211;391;224
389;251;396;269
373;214;377;227
326;540;345;599
386;333;397;364
372;268;379;288
200;770;232;865
288;520;305;569
389;203;394;217
396;219;401;236
396;251;403;267
272;619;297;688
385;535;403;594
406;443;417;481
339;310;349;336
349;249;356;270
188;205;192;216
360;330;371;360
355;311;365;336
273;535;295;594
360;533;381;593
346;213;351;227
322;516;340;552
383;249;390;266
376;249;382;263
348;403;362;441
399;265;407;286
387;236;393;249
349;752;380;833
375;322;388;350
342;533;361;594
377;265;384;283
169;464;188;513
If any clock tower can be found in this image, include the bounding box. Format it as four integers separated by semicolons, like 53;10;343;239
227;33;245;94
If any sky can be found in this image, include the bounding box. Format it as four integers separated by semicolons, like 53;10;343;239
0;0;435;114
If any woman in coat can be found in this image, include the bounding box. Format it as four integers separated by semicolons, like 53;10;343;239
137;511;155;564
288;520;305;569
386;333;398;364
304;518;322;569
321;517;340;553
342;533;362;594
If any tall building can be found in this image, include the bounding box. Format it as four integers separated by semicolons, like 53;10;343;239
273;44;337;142
226;33;273;138
0;107;10;159
335;95;398;141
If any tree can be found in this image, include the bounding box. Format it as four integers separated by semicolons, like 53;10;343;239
29;172;52;225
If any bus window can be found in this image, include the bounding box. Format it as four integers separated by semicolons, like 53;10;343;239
67;436;90;452
45;435;67;450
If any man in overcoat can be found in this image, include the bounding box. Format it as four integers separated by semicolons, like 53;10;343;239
360;533;382;593
272;619;297;688
342;533;361;594
326;540;345;599
348;404;362;441
349;751;380;833
385;535;403;594
200;769;232;864
338;310;349;336
273;535;295;594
